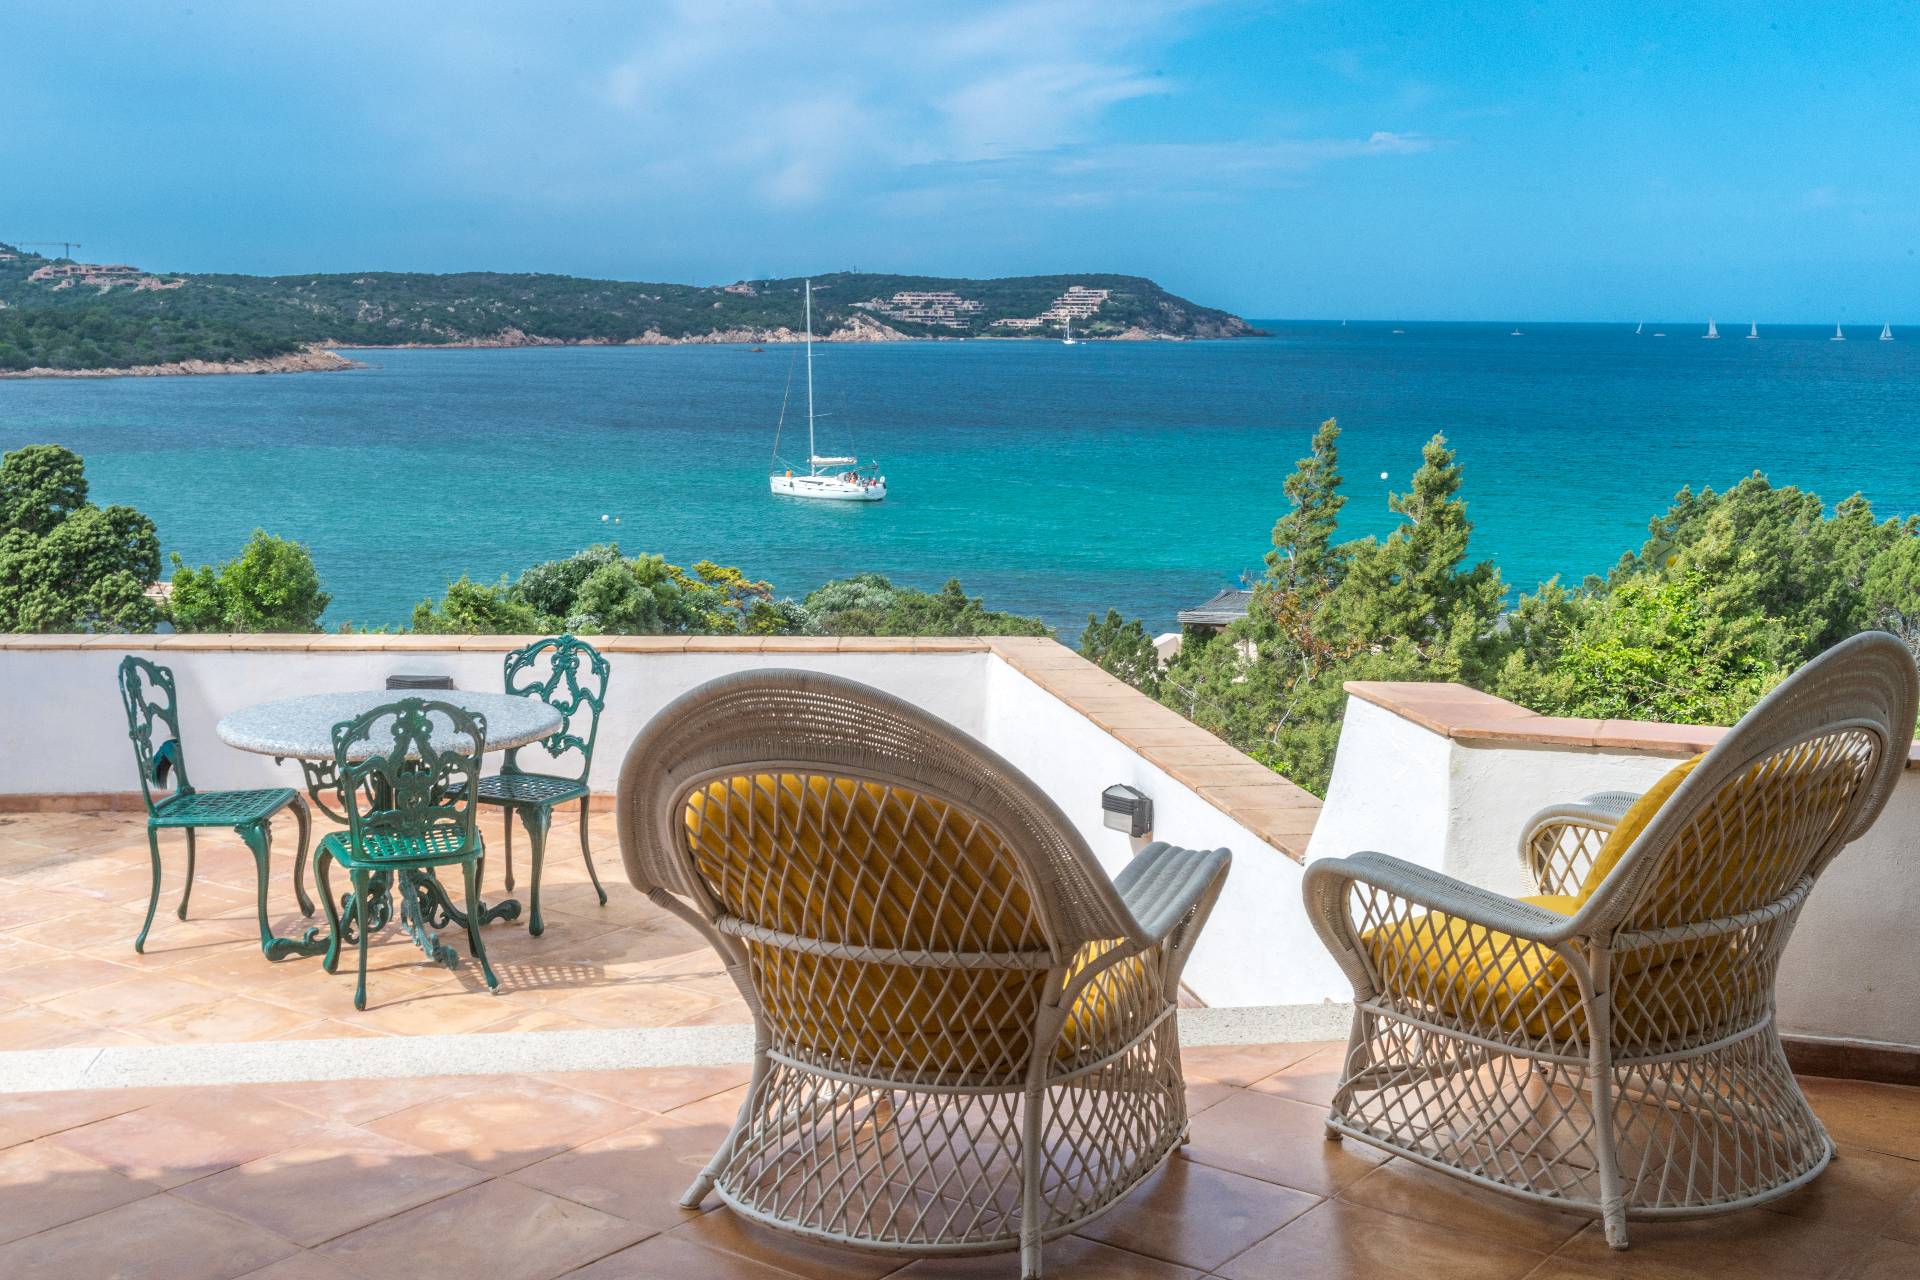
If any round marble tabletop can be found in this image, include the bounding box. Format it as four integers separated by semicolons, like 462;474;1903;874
216;690;562;761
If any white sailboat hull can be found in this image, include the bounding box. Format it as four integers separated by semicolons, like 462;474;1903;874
771;473;886;501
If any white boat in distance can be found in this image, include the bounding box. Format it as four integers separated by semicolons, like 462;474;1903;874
769;280;886;503
1832;324;1846;342
1062;316;1078;345
1703;318;1719;339
1747;322;1758;339
1634;321;1643;335
1882;323;1895;342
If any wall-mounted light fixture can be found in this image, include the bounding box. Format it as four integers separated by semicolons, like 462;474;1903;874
1101;784;1153;838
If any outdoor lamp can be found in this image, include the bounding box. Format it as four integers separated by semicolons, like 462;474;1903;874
1101;784;1153;838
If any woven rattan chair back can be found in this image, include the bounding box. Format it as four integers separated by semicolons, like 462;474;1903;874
330;698;486;862
1584;633;1913;938
118;655;193;811
1308;630;1919;1250
620;669;1141;1085
502;634;608;781
618;670;1225;1277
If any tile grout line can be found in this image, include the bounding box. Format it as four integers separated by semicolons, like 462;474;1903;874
0;1004;1354;1094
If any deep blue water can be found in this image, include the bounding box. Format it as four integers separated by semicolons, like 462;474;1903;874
2;322;1916;633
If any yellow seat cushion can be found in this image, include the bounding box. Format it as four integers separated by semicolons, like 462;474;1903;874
1362;754;1725;1043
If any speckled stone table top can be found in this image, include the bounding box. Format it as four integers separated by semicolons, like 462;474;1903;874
217;690;563;761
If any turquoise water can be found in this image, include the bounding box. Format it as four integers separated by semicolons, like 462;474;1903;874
3;322;1916;633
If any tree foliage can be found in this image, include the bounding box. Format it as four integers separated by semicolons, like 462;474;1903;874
804;574;1050;637
1093;434;1920;795
168;530;331;632
408;554;1050;639
1079;608;1162;696
0;444;161;632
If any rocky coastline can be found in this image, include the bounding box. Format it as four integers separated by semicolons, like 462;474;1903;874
0;344;361;379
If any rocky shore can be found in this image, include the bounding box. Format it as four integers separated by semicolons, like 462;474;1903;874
0;344;360;379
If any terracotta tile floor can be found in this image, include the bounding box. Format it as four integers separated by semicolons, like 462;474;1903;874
0;809;748;1047
2;1047;1917;1278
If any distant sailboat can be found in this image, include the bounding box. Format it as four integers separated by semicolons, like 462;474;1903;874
1703;318;1719;340
769;280;886;502
1881;323;1894;342
1746;322;1758;340
1831;324;1846;342
1634;322;1643;335
1509;328;1524;336
1062;316;1077;346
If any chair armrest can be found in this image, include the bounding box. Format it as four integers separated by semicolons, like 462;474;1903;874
1311;852;1575;942
1114;841;1231;942
1305;851;1576;1002
1518;791;1640;895
1112;842;1231;993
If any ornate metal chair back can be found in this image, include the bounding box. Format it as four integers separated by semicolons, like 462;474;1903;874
330;698;486;861
118;655;193;812
502;635;608;782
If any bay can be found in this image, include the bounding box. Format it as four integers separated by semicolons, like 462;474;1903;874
2;321;1915;633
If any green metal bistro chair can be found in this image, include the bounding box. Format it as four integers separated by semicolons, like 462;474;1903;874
314;697;499;1010
117;656;322;960
469;635;610;936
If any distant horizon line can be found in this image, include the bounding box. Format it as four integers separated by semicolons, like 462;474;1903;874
1245;317;1908;329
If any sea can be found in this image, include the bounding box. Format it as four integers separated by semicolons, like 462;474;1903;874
3;322;1916;634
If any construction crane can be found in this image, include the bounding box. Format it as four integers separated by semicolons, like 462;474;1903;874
8;241;84;260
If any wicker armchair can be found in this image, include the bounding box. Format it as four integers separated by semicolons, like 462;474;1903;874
1304;631;1917;1248
616;670;1231;1279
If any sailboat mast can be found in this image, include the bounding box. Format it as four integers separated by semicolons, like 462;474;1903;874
804;280;816;468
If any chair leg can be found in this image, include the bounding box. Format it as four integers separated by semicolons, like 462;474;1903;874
289;795;315;918
241;822;278;959
578;796;607;906
462;860;500;993
683;1039;771;1208
522;806;552;937
1020;1083;1046;1280
1580;955;1629;1250
135;826;163;953
317;848;342;974
502;811;515;892
351;868;371;1010
177;828;197;920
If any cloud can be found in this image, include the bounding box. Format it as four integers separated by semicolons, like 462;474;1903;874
567;2;1427;212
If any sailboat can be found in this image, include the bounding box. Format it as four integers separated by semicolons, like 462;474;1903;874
1634;322;1643;335
769;281;886;502
1062;316;1077;346
1881;323;1895;342
1746;322;1758;340
1831;324;1846;342
1703;318;1719;340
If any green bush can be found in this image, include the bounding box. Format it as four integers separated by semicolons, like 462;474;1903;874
168;530;331;632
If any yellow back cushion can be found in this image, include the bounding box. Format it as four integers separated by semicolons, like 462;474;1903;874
1576;755;1703;902
684;773;1050;1080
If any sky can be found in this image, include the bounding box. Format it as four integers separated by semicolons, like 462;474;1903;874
3;1;1917;321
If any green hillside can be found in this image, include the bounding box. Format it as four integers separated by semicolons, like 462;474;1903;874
0;247;1257;372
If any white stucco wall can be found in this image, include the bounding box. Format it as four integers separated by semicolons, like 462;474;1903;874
983;661;1350;1009
0;646;988;796
1308;692;1920;1051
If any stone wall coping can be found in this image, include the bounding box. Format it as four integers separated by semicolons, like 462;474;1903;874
989;638;1321;861
1344;679;1920;769
0;633;995;655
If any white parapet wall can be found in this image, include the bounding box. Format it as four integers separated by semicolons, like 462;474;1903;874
0;635;1345;1021
1307;682;1920;1053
